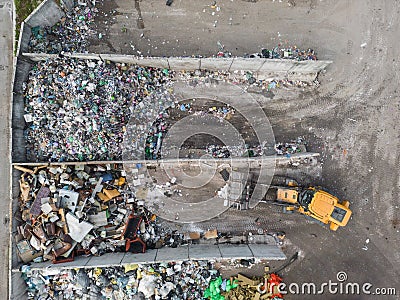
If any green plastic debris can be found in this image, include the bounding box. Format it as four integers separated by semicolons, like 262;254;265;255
204;276;238;300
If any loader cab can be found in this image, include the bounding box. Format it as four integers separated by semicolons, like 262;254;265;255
298;189;315;211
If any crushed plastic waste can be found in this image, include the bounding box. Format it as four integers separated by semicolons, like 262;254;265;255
274;137;307;156
23;58;175;162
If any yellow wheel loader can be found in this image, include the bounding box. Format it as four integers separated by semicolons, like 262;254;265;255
265;178;352;231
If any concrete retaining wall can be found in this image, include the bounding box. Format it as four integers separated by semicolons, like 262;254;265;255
24;0;64;28
22;53;332;78
99;53;332;78
16;22;32;57
12;57;32;163
12;243;285;272
10;272;27;300
16;0;66;55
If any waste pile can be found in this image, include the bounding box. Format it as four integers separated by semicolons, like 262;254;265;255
21;260;220;299
274;138;307;156
14;164;186;265
205;143;266;158
29;0;100;53
177;69;312;90
207;145;231;158
23;58;175;162
245;46;317;61
144;114;170;160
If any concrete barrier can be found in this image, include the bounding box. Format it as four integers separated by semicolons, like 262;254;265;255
11;241;286;272
167;57;201;70
66;52;102;61
24;0;64;28
200;57;233;71
12;57;31;94
12;240;285;271
100;54;170;69
257;59;295;73
12;57;32;163
21;52;57;61
22;52;104;61
229;57;265;72
23;52;332;78
16;22;32;57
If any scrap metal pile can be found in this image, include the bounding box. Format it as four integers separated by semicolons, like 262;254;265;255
14;164;185;264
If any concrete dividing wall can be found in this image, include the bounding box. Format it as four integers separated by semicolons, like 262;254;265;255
10;241;285;296
200;57;233;71
21;52;332;80
16;0;67;55
168;57;201;70
11;169;22;271
10;272;27;300
24;0;64;28
12;243;285;272
16;22;32;57
13;57;31;94
98;54;332;78
66;52;102;60
100;54;170;69
12;57;32;163
22;52;103;61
